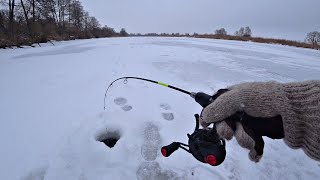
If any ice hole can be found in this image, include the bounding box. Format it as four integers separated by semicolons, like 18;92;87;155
96;130;121;148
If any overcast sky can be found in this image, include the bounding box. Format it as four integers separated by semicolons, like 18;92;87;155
81;0;320;41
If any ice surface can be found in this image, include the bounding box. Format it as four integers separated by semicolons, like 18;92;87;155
1;37;320;180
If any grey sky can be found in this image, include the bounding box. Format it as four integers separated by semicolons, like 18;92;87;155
81;0;320;41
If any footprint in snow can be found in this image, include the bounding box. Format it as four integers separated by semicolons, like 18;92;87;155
114;97;132;112
136;161;179;180
21;166;48;180
160;103;174;121
141;122;161;161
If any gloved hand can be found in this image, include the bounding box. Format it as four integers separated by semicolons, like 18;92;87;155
199;81;320;162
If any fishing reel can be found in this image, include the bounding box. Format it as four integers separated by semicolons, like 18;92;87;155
161;92;227;166
161;114;226;166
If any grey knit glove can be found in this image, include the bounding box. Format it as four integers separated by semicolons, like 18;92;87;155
199;81;320;162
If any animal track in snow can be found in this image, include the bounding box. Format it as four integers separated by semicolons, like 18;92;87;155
141;122;161;161
160;103;171;110
121;105;132;111
114;97;132;112
114;97;127;105
160;103;174;121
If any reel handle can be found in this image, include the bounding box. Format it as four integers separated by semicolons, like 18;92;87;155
161;142;180;157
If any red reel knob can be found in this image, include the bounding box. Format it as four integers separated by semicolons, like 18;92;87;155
161;148;167;157
160;142;180;157
205;155;217;166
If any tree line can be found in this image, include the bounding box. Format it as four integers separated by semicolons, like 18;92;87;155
214;27;320;45
134;26;319;47
0;0;128;48
131;26;319;50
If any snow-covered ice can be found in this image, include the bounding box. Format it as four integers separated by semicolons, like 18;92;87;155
1;37;320;180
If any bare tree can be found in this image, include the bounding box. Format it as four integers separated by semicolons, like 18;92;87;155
83;11;88;32
101;25;116;37
88;16;99;30
0;0;118;47
235;27;244;36
0;9;7;35
235;26;252;37
120;28;128;36
215;28;227;35
9;0;15;39
305;31;320;45
70;0;84;29
244;26;252;37
20;0;33;39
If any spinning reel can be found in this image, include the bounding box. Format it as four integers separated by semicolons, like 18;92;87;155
161;92;227;166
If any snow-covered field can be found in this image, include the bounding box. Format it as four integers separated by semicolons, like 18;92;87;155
1;37;320;180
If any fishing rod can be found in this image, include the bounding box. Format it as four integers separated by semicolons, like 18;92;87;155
104;76;213;110
104;76;226;166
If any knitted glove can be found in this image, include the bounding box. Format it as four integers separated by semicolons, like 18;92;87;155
199;81;320;162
